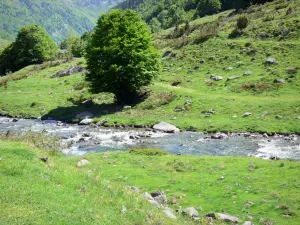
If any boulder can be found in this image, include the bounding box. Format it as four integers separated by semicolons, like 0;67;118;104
51;66;84;78
216;213;239;223
163;208;177;219
182;207;199;218
265;58;276;65
153;122;179;133
209;56;215;60
77;159;90;167
275;115;283;120
79;118;93;125
242;112;252;117
96;119;108;126
210;75;223;81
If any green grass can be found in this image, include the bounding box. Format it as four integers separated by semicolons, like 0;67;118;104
1;140;300;224
0;0;299;134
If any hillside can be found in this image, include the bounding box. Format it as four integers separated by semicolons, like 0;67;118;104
0;39;11;50
0;0;299;134
0;0;122;42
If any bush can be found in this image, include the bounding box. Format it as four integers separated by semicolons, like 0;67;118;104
85;9;161;104
237;15;250;30
129;149;168;156
0;24;58;75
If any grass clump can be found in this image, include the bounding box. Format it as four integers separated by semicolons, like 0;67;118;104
129;148;168;156
237;15;250;30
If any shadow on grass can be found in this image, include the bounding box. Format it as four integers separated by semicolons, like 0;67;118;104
42;101;123;122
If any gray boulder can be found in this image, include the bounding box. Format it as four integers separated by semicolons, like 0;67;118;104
79;118;93;125
275;115;283;120
129;186;139;193
182;207;199;218
153;122;179;133
163;208;177;219
216;213;239;223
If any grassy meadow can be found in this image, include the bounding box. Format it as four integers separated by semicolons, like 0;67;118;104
1;140;300;224
0;0;299;134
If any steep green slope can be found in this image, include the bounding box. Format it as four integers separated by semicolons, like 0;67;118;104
0;0;122;42
0;0;299;134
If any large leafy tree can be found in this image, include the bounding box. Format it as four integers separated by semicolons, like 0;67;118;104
0;24;58;75
85;9;161;103
196;0;222;17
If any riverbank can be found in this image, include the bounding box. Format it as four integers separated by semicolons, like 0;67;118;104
1;117;299;160
1;140;300;224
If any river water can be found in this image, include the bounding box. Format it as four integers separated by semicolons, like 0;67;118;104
0;117;299;160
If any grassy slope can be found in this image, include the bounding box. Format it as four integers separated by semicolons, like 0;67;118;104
1;141;300;224
0;0;300;134
0;141;193;225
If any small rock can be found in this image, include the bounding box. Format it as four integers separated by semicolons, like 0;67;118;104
130;186;139;193
232;115;238;119
243;70;252;76
263;133;268;138
210;74;223;81
205;213;216;219
122;205;127;214
265;58;276;65
242;112;252;117
269;156;280;161
182;207;199;218
96;119;108;126
209;56;215;60
274;78;285;84
243;221;254;225
151;190;167;206
77;159;90;167
275;115;283;119
227;76;240;81
39;157;48;163
79;118;93;125
200;59;205;64
163;208;177;219
216;213;239;223
142;192;154;200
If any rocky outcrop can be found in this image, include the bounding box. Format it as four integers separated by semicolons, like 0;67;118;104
51;67;84;78
216;213;239;223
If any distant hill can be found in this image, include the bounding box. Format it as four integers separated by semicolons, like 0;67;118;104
0;0;122;42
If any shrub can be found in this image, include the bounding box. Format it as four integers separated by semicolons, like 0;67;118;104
73;81;89;91
237;15;250;30
129;149;168;156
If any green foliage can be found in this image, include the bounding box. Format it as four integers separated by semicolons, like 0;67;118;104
237;14;250;30
149;17;162;33
0;24;58;75
85;9;161;103
60;37;85;57
196;0;222;17
129;148;168;156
